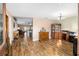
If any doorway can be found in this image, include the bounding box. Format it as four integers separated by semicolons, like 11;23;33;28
13;17;33;40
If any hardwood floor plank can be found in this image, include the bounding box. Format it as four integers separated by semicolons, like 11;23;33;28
11;38;73;56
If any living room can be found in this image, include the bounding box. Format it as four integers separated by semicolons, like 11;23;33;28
0;3;78;56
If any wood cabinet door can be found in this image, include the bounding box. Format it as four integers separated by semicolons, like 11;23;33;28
55;32;62;39
39;32;49;41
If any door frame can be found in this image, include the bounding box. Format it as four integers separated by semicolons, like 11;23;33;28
78;3;79;55
0;3;6;49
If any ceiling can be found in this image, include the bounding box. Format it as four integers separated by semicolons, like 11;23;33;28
6;3;78;20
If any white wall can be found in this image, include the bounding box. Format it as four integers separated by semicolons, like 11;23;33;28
33;17;60;41
33;16;78;41
8;16;14;44
6;11;14;44
60;16;78;33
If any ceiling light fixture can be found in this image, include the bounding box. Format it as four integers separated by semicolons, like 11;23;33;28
59;13;62;20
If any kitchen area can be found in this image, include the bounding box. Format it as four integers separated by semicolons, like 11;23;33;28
13;17;33;40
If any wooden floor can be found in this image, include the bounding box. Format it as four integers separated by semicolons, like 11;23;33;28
11;38;73;56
